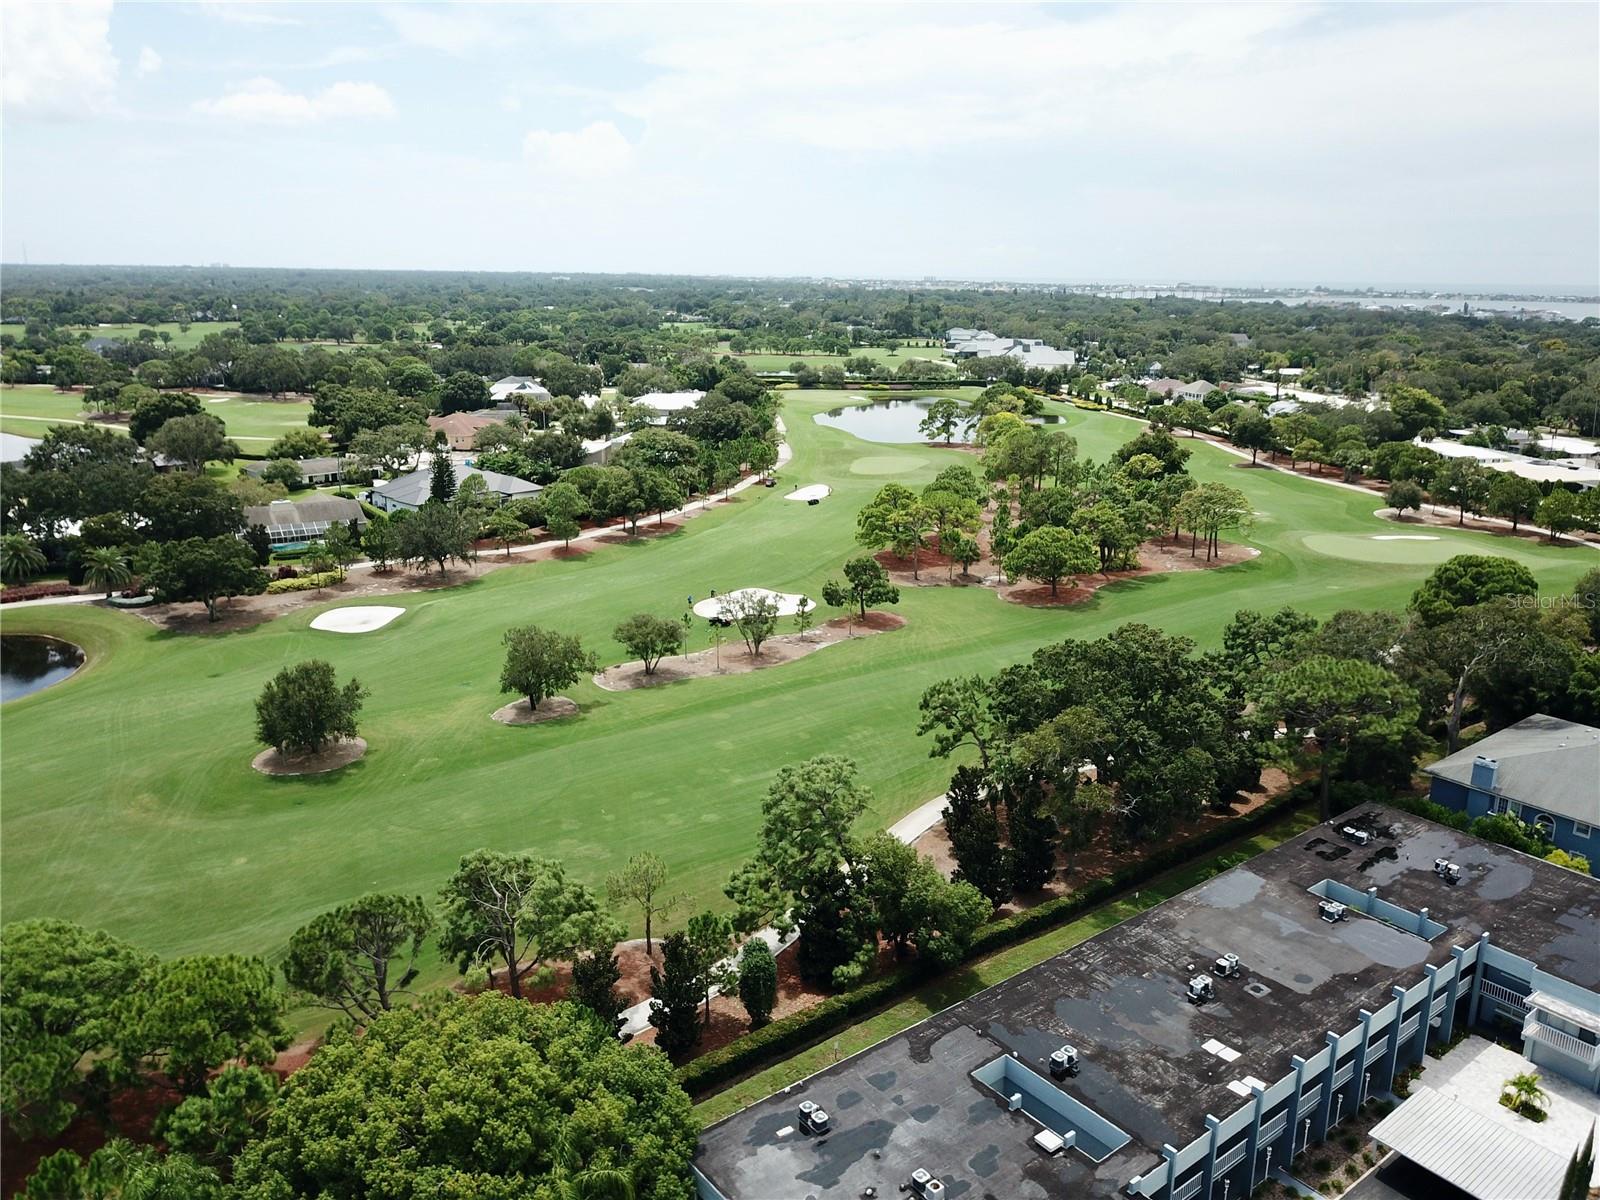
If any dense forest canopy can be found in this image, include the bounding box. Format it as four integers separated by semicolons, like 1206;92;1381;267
2;265;1597;433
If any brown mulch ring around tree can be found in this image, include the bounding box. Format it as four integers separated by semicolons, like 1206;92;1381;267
1376;505;1594;546
252;737;366;776
873;546;980;587
592;612;906;691
475;938;664;1010
491;696;580;726
1;1074;183;1198
998;535;1258;607
594;519;686;545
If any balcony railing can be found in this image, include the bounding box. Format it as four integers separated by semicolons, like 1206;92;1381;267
1524;1020;1600;1067
1173;1172;1203;1200
1480;980;1529;1011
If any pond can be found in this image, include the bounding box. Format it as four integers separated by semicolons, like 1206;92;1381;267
1;635;85;702
813;397;1061;444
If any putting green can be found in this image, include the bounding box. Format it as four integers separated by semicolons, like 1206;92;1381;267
849;454;929;476
1299;531;1550;566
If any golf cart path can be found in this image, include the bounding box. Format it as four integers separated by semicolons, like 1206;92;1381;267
617;780;948;1037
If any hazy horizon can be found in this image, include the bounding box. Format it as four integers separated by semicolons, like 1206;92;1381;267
4;3;1597;291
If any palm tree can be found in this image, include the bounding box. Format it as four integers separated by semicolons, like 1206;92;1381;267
1502;1071;1550;1117
0;534;47;583
550;1126;635;1200
83;546;133;598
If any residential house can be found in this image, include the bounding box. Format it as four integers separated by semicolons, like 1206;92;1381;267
243;456;350;486
947;330;1077;369
1425;714;1600;870
581;432;632;466
631;391;705;423
1227;332;1252;348
428;412;502;451
1144;378;1186;400
1176;380;1218;404
488;376;554;406
366;461;541;513
243;497;367;548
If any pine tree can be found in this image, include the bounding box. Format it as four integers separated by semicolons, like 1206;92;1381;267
1559;1123;1594;1200
1007;781;1057;893
570;947;623;1030
647;932;701;1056
736;938;778;1029
944;767;1012;904
428;448;457;503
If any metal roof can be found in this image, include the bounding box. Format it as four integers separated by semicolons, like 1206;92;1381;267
1368;1086;1568;1200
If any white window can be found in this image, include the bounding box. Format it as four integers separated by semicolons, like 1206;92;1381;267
1573;822;1592;839
1507;799;1523;818
1533;813;1556;837
1492;796;1509;815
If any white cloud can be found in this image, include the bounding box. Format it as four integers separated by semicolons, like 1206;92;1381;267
198;3;301;27
522;121;634;178
137;46;163;77
383;4;505;55
2;0;119;119
194;78;396;124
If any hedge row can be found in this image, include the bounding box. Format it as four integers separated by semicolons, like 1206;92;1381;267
678;790;1307;1098
1;582;78;603
265;572;342;594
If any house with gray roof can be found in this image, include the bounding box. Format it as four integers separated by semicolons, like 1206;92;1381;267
242;455;350;486
243;497;367;548
1425;714;1600;870
366;461;541;513
488;376;554;405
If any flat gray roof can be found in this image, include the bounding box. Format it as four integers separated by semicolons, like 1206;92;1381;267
695;807;1600;1199
1426;714;1600;826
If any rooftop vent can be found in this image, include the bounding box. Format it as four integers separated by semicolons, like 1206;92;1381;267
910;1168;946;1199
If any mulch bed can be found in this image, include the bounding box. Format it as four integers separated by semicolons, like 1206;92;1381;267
251;737;366;776
491;697;580;725
592;613;906;691
1;1075;182;1196
996;535;1257;607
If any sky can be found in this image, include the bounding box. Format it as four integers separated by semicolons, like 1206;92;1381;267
2;1;1597;291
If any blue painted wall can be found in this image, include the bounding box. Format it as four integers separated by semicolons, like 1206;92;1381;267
1427;777;1595;872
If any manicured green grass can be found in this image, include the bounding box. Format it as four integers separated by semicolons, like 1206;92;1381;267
0;383;313;444
2;394;1590;985
722;343;951;373
693;807;1321;1124
65;322;240;349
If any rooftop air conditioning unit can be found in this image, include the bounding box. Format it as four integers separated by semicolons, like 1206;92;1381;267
1187;974;1215;1004
1214;953;1241;979
797;1099;830;1135
910;1168;946;1198
1049;1045;1080;1078
1319;900;1348;923
1342;826;1371;846
1434;858;1462;883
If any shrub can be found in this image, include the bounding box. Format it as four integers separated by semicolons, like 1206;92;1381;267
274;566;300;581
1312;1156;1332;1176
1328;1181;1344;1195
1345;1161;1360;1178
1363;1149;1377;1166
1340;1133;1359;1152
0;581;77;603
265;572;341;594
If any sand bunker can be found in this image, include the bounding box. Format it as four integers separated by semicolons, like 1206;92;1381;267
692;588;815;620
253;738;366;776
785;484;831;502
1371;534;1440;541
310;606;405;633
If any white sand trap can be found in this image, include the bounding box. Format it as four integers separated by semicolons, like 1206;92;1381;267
692;588;815;620
310;606;405;633
785;484;832;502
1372;535;1440;541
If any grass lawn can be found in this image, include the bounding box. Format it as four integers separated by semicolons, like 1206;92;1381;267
693;807;1321;1124
721;343;951;373
0;383;314;445
65;321;240;350
2;393;1591;994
